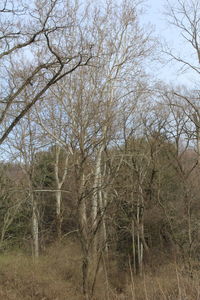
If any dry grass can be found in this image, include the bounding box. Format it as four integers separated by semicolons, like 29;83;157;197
123;262;200;300
0;242;200;300
0;239;83;300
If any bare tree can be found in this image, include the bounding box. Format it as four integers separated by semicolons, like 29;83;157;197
0;0;94;145
0;164;26;248
165;0;200;75
23;0;153;297
7;108;47;258
164;0;200;129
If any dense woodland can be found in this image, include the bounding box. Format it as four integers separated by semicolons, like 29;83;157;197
1;0;200;299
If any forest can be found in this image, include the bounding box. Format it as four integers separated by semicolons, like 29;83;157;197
0;0;200;299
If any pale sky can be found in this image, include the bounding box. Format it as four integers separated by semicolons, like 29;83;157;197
143;0;197;88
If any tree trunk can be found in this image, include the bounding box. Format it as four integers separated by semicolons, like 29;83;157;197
99;189;108;253
91;144;104;257
32;192;39;258
54;145;69;239
55;189;62;240
132;220;136;274
78;172;90;298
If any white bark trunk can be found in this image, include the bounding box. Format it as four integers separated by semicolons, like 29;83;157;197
136;201;141;273
137;184;146;275
91;144;104;255
32;193;39;258
79;173;88;238
132;220;136;274
92;146;104;225
54;145;69;238
102;191;108;253
56;189;62;217
55;189;62;238
99;189;108;253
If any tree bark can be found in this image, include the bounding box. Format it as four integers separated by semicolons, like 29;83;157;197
54;145;69;239
31;192;39;258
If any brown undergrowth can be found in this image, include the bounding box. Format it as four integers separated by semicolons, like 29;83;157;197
0;242;200;300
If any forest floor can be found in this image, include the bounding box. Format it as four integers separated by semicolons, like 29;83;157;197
0;241;199;300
